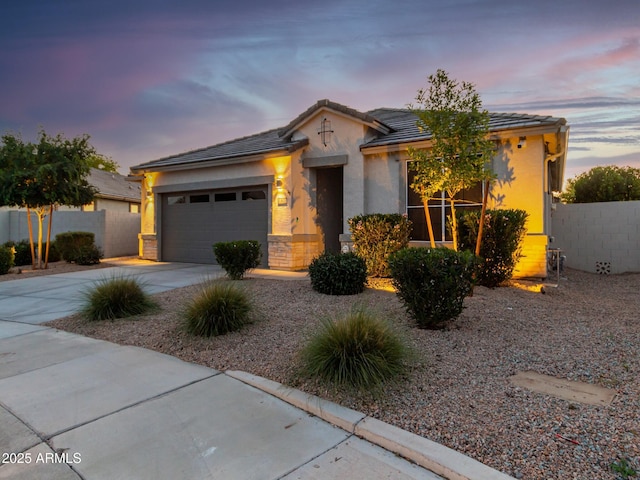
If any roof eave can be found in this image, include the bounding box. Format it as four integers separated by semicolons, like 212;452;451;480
130;139;309;174
361;121;567;154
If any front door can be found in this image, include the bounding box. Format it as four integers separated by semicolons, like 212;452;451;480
316;167;343;253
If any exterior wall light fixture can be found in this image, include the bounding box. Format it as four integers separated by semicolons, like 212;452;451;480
517;136;527;149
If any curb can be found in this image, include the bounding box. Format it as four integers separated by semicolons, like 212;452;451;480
226;370;515;480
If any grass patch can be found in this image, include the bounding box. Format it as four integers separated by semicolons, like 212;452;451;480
81;276;159;321
300;306;410;390
183;280;253;337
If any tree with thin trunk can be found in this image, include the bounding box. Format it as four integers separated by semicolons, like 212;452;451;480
408;69;495;251
0;130;97;269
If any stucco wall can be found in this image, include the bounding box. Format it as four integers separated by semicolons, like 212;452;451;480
551;201;640;274
0;209;8;244
3;209;139;258
490;136;545;233
364;152;402;214
297;110;368;232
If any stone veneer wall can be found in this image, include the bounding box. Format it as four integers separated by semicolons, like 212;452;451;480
139;234;158;261
268;234;321;271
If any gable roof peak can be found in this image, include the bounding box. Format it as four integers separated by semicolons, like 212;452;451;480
278;99;394;139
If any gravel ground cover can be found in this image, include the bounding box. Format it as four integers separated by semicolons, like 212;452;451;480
46;268;639;479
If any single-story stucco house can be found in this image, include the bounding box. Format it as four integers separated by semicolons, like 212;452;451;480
129;99;569;278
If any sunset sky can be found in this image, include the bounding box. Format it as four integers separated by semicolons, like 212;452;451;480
1;0;638;183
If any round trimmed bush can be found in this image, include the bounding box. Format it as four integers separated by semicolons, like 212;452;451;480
74;244;102;265
301;307;409;389
308;252;367;295
213;240;262;280
81;276;158;321
389;247;477;329
183;281;252;337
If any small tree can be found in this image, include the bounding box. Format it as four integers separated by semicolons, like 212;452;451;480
86;153;120;173
561;165;640;203
0;130;97;269
408;69;495;250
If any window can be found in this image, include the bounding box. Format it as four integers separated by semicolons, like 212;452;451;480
167;195;186;205
189;194;210;203
406;162;484;242
214;192;236;202
82;202;95;212
242;190;266;200
129;203;140;213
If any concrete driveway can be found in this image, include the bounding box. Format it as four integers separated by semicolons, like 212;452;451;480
0;260;512;479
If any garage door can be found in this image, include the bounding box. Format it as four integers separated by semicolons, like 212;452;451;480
161;186;268;265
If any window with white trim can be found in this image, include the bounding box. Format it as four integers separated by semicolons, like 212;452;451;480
406;161;484;242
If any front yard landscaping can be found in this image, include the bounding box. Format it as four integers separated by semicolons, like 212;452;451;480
45;268;639;479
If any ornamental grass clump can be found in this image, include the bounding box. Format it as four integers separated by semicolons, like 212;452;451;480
300;306;409;389
183;281;252;337
81;276;158;321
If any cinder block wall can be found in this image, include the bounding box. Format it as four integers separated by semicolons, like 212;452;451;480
0;210;9;244
551;201;640;274
103;211;140;257
6;210;140;258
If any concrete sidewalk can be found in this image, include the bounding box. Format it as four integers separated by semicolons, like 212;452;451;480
0;260;512;479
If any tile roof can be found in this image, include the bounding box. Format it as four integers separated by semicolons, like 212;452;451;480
131;101;566;172
131;128;308;173
362;108;566;148
88;168;141;202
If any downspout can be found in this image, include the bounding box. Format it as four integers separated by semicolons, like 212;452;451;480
544;125;569;272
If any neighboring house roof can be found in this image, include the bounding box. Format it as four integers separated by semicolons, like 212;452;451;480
88;168;141;203
131;100;566;173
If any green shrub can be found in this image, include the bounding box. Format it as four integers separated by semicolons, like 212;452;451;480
300;306;409;389
183;281;252;337
2;239;61;265
389;247;476;329
3;240;32;266
81;276;158;321
457;209;528;288
43;241;62;263
55;231;99;263
74;244;102;265
213;240;262;280
308;252;367;295
0;246;14;275
348;213;412;277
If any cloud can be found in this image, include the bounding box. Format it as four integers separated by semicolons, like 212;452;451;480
1;0;639;174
